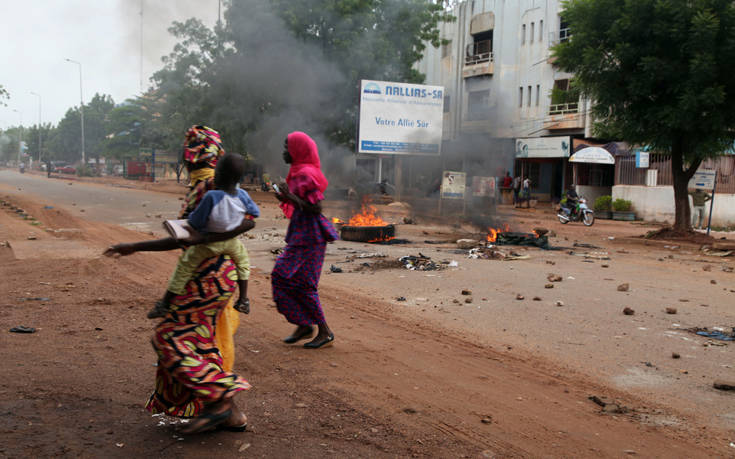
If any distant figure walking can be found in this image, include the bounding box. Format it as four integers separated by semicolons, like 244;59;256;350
512;174;521;206
273;131;339;349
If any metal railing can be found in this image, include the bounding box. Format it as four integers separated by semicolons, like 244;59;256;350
548;102;579;115
615;154;735;193
465;40;493;66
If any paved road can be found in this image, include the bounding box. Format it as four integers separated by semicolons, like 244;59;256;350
0;170;181;233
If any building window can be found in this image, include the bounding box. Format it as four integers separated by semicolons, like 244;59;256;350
527;86;532;107
444;94;451;113
522;24;526;45
530;22;535;43
467;90;491;120
519;87;523;107
466;30;493;65
536;84;541;106
539;20;544;41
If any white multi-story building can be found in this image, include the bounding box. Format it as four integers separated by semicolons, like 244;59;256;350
416;0;599;201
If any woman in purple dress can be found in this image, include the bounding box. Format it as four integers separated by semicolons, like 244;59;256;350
272;131;339;349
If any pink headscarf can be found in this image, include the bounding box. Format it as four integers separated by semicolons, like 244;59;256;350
280;131;329;218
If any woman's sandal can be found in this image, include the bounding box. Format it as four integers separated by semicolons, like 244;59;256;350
283;326;314;344
303;334;334;349
180;409;232;435
234;298;250;314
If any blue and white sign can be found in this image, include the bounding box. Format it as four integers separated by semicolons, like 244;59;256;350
358;79;444;155
635;151;649;168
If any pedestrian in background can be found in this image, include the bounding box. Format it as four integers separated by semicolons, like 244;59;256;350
512;174;521;206
689;188;711;229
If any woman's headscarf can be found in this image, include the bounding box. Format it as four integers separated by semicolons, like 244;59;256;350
183;125;225;185
280;131;328;218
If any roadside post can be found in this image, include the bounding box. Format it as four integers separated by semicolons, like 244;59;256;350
439;170;466;216
151;148;156;182
688;170;717;234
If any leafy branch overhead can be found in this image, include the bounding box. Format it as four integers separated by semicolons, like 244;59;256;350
553;0;735;231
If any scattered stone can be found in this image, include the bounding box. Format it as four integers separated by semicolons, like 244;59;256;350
532;296;541;301
155;214;162;218
464;297;473;304
602;404;625;414
617;283;630;292
679;298;689;302
295;403;308;408
713;380;735;391
461;289;472;295
623;450;637;455
623;307;635;315
665;307;677;315
452;299;460;304
370;427;379;433
672;352;681;359
238;443;251;452
546;260;556;265
555;301;564;307
547;274;563;282
544;283;554;289
329;265;343;273
27;234;37;240
403;407;418;414
702;265;712;272
710;279;717;285
396;296;406;302
481;416;492;424
516;294;524;300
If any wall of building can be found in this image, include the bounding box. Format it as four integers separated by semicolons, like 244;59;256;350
612;185;735;227
576;185;611;206
416;0;577;141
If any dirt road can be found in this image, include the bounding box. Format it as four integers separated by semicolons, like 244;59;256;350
1;172;733;457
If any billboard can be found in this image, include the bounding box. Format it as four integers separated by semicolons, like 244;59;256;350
358;80;444;155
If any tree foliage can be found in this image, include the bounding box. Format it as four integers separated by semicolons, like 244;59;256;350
554;0;735;231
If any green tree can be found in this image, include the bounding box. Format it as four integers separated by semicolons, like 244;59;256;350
554;0;735;232
25;123;55;162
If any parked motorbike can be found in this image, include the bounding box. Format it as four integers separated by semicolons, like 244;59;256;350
557;197;594;226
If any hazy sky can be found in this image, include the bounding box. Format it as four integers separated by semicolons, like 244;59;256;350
0;0;219;129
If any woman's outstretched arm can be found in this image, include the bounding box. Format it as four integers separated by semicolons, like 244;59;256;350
104;219;256;257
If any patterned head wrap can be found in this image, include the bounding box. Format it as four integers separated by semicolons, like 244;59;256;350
182;125;225;169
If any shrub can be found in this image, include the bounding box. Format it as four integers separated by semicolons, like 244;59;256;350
612;198;632;212
76;165;95;177
594;195;612;212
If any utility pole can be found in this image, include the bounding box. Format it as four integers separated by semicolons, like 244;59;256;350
140;0;144;93
12;109;22;164
65;58;85;165
30;91;42;163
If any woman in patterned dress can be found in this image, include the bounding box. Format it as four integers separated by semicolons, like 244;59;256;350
273;131;339;349
105;221;254;434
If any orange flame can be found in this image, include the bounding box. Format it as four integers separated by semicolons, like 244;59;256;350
486;224;510;243
348;200;389;227
332;217;344;224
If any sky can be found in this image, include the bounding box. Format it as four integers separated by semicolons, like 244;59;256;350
0;0;219;129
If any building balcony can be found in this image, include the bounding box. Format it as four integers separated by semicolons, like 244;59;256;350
463;41;494;78
544;102;585;131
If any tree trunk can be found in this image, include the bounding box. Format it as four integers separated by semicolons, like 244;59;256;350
670;141;701;232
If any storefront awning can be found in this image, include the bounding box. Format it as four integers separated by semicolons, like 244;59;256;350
569;147;615;165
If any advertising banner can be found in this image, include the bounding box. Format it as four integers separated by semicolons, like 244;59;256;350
515;136;570;158
471;176;496;197
441;171;466;199
689;170;716;190
358;80;444;155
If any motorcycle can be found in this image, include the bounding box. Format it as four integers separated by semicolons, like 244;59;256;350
557;197;594;226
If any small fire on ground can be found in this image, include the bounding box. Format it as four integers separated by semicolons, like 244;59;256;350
486;224;541;243
486;224;510;243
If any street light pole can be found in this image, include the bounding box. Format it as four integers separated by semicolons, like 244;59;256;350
65;58;85;165
12;109;22;164
30;91;42;163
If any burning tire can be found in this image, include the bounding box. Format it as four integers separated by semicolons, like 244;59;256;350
340;224;395;243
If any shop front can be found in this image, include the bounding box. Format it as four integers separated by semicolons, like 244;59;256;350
514;136;571;202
